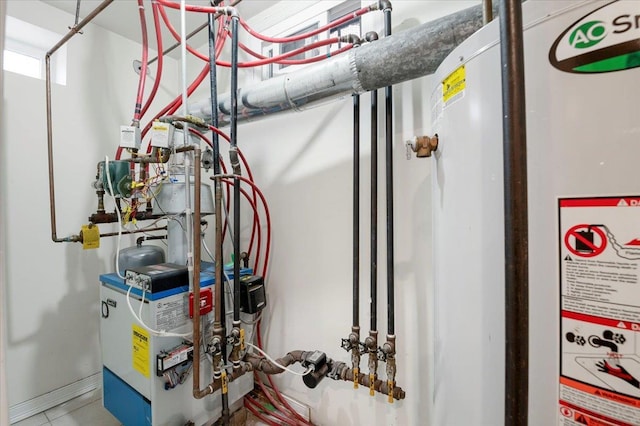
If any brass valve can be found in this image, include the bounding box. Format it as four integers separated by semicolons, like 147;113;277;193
406;134;439;158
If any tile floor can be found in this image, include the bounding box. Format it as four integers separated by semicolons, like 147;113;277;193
12;388;120;426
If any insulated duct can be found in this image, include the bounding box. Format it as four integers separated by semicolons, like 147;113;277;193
190;3;491;125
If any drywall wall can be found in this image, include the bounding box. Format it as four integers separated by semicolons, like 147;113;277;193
1;0;178;413
232;1;480;425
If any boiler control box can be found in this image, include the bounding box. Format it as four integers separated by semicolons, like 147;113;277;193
125;263;189;293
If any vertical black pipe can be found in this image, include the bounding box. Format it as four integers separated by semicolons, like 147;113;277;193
499;0;529;424
370;88;378;333
231;16;241;324
208;9;229;419
383;8;395;337
353;94;360;328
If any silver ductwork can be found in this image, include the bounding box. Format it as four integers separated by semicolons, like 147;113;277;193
189;3;490;125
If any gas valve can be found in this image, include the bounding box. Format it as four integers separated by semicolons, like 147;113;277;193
405;134;438;159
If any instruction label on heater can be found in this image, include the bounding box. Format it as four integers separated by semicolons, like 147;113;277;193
442;65;465;106
558;196;640;425
152;294;188;331
132;324;150;378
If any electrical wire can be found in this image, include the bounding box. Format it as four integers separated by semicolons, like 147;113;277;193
126;284;192;337
245;342;312;377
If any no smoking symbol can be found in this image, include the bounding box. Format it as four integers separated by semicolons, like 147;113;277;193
564;224;607;258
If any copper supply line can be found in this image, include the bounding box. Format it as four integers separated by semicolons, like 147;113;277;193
46;0;115;243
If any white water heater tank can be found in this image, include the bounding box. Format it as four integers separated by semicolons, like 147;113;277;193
431;1;640;425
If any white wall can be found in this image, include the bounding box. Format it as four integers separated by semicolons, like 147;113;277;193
1;1;9;424
234;1;479;425
1;0;178;410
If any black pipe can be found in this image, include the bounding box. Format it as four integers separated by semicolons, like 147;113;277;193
383;7;395;337
370;86;378;333
231;16;241;324
499;0;529;424
207;8;229;419
353;93;360;328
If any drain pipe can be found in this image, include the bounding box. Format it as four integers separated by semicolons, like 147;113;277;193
46;0;114;243
499;0;529;424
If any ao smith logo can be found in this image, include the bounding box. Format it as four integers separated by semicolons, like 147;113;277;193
550;1;640;73
569;21;607;49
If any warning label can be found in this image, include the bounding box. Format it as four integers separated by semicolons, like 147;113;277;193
132;324;150;378
442;65;465;106
559;196;640;425
152;293;188;331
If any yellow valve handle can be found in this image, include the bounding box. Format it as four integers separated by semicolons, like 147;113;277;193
221;371;228;394
369;373;375;396
388;381;394;404
353;367;359;389
240;328;245;351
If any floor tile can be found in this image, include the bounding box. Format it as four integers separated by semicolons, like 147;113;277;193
44;388;102;421
49;400;119;426
11;413;49;426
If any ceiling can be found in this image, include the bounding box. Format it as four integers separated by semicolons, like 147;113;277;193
41;0;278;54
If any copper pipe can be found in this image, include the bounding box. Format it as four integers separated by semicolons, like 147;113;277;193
483;0;493;25
46;0;114;243
192;147;213;399
130;147;171;164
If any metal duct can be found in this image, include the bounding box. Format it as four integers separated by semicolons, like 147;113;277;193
190;3;491;125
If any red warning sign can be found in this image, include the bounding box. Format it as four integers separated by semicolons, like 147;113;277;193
564;224;607;258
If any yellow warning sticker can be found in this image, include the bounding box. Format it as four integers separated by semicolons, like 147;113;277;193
81;224;100;250
132;324;150;377
442;65;466;103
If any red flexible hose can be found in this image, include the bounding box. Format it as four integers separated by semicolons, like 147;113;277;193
256;321;311;426
239;40;354;66
134;0;149;121
216;38;341;68
140;2;164;119
254;373;308;426
245;390;298;426
239;8;370;43
221;175;270;278
156;0;370;44
244;398;281;426
159;5;344;68
221;179;261;272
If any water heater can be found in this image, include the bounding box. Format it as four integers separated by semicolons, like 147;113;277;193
431;1;640;425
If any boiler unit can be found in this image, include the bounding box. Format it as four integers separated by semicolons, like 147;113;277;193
100;263;253;426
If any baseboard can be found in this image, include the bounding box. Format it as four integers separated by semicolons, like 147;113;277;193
9;372;101;424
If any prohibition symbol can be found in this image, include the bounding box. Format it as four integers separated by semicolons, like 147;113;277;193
560;406;572;418
564;224;607;258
